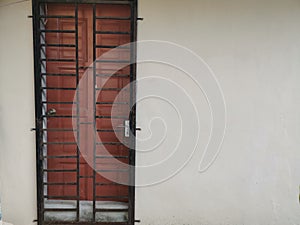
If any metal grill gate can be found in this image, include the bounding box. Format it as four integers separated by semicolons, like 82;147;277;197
32;1;137;224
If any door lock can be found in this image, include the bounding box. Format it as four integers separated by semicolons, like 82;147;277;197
117;120;130;137
46;108;56;116
118;120;141;137
124;120;130;137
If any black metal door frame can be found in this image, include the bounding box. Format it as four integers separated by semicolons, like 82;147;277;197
32;1;137;224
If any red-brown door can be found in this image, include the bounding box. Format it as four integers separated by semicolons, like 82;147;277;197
44;3;132;201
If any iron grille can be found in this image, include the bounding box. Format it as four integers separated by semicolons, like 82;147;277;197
32;1;137;224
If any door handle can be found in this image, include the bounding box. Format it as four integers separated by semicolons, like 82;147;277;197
117;120;130;137
127;108;142;135
46;108;56;116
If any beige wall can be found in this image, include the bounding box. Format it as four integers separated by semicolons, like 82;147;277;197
0;0;36;225
1;0;300;224
136;0;300;224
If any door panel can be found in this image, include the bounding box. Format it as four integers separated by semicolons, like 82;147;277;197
44;3;131;202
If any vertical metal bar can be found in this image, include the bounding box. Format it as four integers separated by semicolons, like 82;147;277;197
75;3;80;222
92;3;97;222
40;6;48;209
128;1;138;225
32;1;44;224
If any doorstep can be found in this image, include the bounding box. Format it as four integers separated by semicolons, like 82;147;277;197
0;222;13;225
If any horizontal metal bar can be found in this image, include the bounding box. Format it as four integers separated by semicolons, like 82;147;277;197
96;74;130;77
95;156;128;159
96;129;122;132
44;208;77;212
96;115;127;119
41;73;76;77
40;15;75;19
95;45;130;49
95;16;131;20
79;66;93;69
96;88;128;91
44;195;79;199
79;176;94;178
95;208;128;212
96;169;129;172
43;182;77;186
95;182;126;186
42;142;77;145
40;29;76;33
95;195;128;199
42;128;76;132
95;60;130;63
44;169;77;173
95;102;129;105
96;142;124;145
95;31;130;35
42;101;77;105
79;122;93;125
41;58;76;62
42;115;77;118
38;0;132;5
43;155;77;159
41;43;76;48
41;87;76;90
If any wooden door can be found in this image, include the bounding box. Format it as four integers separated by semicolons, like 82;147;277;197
44;3;132;201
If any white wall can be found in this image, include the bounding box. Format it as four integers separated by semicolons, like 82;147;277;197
136;0;300;224
0;1;36;225
1;0;300;225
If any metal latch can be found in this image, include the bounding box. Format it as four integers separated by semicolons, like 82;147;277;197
124;120;130;137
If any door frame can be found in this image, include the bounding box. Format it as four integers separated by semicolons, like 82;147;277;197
32;1;138;224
